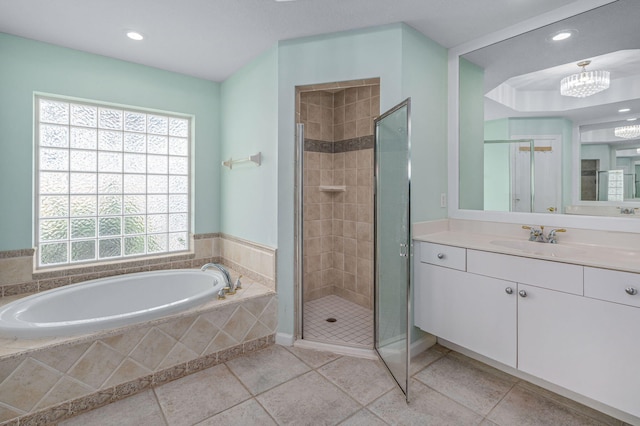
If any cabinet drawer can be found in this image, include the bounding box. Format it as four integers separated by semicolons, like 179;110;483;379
584;267;640;308
419;242;466;271
467;250;583;295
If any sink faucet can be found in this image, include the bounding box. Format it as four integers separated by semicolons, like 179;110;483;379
201;263;234;297
522;225;566;244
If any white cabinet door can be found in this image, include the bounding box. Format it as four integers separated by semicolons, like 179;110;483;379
415;263;517;367
518;284;640;417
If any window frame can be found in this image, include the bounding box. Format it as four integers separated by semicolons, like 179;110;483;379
34;94;193;269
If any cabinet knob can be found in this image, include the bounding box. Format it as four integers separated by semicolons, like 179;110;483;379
518;290;527;298
505;287;513;295
625;287;638;296
437;253;445;259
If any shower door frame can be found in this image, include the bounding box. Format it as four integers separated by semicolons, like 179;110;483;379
295;123;304;341
373;97;412;402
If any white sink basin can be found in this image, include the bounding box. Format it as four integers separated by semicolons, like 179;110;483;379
490;240;586;258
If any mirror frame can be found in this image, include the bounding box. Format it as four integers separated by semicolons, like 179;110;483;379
447;0;640;233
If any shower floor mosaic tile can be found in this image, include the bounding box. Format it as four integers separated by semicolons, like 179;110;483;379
59;344;629;426
303;295;373;347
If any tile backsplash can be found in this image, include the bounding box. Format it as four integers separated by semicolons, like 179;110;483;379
0;233;276;298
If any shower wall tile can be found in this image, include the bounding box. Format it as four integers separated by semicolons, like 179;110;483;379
345;87;357;104
299;83;379;309
357;86;371;100
334;90;345;107
343;221;357;239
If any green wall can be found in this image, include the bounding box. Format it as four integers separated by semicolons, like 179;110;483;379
401;26;448;223
484;119;511;211
220;47;278;247
581;144;611;170
458;58;485;209
0;33;221;251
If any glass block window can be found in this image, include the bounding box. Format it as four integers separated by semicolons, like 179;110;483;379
36;96;191;267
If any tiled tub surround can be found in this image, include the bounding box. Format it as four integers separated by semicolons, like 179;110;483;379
0;233;276;299
299;81;379;310
0;270;276;426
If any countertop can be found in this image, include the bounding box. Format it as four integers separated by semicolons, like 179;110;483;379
414;231;640;274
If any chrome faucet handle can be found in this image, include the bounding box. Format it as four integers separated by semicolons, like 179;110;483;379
217;287;229;300
546;228;566;244
522;225;542;241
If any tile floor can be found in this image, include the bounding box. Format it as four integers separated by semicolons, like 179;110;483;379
59;344;629;426
303;295;373;347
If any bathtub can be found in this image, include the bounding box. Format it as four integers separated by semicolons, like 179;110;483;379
0;269;226;339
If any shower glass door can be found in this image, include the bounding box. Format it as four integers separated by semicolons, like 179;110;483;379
374;98;411;401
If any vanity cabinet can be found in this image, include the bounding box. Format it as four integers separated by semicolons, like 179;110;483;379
414;241;640;419
414;243;517;367
517;283;640;418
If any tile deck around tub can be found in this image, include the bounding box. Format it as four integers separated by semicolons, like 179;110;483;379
0;269;276;425
59;344;631;426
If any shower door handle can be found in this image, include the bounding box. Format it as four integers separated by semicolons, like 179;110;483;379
399;243;408;257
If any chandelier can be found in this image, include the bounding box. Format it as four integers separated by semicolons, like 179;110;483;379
560;60;610;98
614;125;640;139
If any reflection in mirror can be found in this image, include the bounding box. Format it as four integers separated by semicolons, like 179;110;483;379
458;0;640;217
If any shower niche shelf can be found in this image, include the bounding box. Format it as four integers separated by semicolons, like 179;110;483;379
319;185;346;192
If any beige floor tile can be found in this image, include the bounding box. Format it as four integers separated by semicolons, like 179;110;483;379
318;357;396;405
410;346;446;376
59;390;166;426
226;345;310;395
368;378;484;425
487;384;609;426
414;355;516;416
285;345;341;368
154;364;250;426
257;371;361;425
195;399;276;425
516;381;625;426
339;408;388;425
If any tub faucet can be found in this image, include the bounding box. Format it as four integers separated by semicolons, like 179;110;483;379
201;263;234;295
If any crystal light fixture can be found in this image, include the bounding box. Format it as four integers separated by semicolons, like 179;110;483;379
560;60;610;98
614;125;640;139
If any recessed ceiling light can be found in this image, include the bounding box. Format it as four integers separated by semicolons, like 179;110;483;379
126;31;144;41
619;108;631;113
552;32;572;41
549;29;576;42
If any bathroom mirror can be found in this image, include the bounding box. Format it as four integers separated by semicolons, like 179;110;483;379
457;0;640;218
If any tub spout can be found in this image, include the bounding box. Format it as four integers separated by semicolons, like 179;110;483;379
201;263;233;294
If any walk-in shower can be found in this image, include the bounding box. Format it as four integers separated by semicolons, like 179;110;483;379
295;79;380;348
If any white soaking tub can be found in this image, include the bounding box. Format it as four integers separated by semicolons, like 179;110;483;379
0;269;226;339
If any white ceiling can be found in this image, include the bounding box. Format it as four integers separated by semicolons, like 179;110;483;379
0;0;582;82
